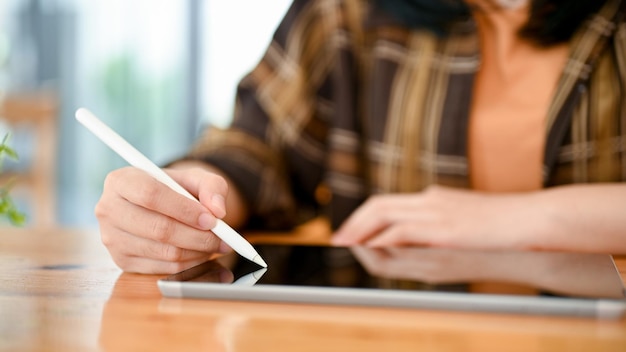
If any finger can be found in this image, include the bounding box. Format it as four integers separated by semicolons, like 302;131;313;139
167;168;229;219
332;195;427;245
332;197;393;245
104;167;218;231
366;221;437;247
101;225;211;264
103;195;223;253
97;181;222;253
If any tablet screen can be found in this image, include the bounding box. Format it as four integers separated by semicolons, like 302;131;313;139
161;244;626;300
158;245;626;319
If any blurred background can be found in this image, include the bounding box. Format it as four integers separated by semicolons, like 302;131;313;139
0;0;292;227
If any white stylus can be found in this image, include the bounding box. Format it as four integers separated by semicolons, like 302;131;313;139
75;108;267;268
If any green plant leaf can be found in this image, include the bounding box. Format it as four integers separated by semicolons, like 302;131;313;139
0;133;26;227
8;208;26;226
0;197;8;213
1;145;18;160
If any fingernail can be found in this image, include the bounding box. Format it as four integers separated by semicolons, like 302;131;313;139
198;213;215;230
211;194;226;218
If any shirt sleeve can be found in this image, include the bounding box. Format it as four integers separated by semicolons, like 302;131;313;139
182;0;353;230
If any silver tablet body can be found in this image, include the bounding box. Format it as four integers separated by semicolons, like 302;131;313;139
158;245;626;320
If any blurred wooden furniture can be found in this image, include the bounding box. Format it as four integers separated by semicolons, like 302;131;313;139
0;91;58;226
0;223;625;352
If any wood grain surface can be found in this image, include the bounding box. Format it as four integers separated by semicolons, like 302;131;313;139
1;223;625;352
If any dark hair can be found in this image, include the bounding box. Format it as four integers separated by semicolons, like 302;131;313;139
372;0;610;47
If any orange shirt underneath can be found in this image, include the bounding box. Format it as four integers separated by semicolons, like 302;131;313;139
469;5;570;192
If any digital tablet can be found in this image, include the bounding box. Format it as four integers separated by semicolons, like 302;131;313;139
157;244;626;319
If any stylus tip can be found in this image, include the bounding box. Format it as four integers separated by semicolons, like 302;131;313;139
252;255;268;268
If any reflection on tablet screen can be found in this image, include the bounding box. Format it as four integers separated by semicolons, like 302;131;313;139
163;245;626;300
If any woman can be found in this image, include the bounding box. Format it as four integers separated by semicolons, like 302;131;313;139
95;0;626;273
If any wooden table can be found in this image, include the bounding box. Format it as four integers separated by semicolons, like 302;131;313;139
1;221;625;352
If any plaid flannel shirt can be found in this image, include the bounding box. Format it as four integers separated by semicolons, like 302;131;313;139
186;0;626;229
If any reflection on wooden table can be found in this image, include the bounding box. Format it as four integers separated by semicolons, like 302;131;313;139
1;220;625;351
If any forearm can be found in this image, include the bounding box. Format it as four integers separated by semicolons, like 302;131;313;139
521;183;626;253
168;160;250;229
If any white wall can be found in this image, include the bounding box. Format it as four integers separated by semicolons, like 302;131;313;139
202;0;293;128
